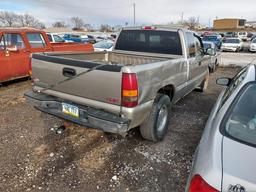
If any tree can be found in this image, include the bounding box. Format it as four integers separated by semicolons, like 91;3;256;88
100;24;112;32
52;21;66;28
184;16;198;30
17;14;45;29
0;11;18;27
84;24;94;31
70;17;84;30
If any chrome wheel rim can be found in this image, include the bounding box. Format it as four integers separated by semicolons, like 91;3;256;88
157;105;168;133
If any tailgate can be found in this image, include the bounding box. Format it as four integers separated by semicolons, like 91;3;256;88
31;53;123;113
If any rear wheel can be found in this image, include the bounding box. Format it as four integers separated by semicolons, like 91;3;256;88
140;94;171;142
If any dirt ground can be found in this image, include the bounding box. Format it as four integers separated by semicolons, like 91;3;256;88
0;67;239;192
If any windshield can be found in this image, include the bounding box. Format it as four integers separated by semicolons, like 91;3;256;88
53;35;64;42
224;84;256;146
224;39;240;44
94;41;113;49
115;30;182;55
203;42;212;50
203;36;217;41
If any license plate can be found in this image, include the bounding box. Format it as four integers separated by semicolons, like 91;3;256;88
62;103;79;118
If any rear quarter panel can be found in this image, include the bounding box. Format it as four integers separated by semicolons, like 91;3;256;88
122;57;188;104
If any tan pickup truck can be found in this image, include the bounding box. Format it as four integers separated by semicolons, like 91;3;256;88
25;27;214;142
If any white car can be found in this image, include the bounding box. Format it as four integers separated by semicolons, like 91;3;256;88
238;31;248;41
93;40;114;52
250;38;256;52
221;38;243;52
47;33;73;43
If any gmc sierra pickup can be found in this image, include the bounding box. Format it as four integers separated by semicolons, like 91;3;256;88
25;26;214;142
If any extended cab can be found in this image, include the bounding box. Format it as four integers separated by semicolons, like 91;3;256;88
0;28;93;83
25;27;214;141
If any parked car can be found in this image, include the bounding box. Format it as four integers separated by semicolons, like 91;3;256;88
250;38;256;52
238;31;248;41
93;40;114;51
186;65;256;192
87;35;97;44
202;35;222;49
47;33;73;43
25;26;214;142
221;38;243;52
225;32;237;38
203;41;220;73
63;34;94;43
0;28;94;83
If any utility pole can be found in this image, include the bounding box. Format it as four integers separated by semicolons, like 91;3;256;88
181;12;184;24
133;3;136;26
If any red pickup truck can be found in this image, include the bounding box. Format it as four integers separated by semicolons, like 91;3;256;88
0;28;94;83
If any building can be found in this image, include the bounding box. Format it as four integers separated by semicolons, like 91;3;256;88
213;19;246;30
246;21;256;28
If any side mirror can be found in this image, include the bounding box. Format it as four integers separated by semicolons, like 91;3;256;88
205;48;215;56
6;45;18;52
216;77;232;86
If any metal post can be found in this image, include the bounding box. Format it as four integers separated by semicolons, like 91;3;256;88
133;3;136;26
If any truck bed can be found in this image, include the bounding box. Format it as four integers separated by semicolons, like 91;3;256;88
46;51;178;65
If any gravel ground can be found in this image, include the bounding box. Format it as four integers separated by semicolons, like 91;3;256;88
0;67;239;192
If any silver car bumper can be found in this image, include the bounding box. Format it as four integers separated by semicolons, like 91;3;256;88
25;91;130;135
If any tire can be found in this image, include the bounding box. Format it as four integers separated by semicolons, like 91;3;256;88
198;70;209;92
140;94;171;142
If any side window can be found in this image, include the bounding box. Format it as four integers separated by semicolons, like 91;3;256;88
185;32;196;57
47;34;53;42
195;36;203;56
26;33;46;48
219;68;247;108
2;34;25;50
53;35;63;43
0;35;5;51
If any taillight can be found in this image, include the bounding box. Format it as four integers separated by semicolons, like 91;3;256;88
142;26;156;30
189;175;219;192
122;73;138;108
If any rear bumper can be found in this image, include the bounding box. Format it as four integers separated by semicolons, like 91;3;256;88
25;91;130;135
221;47;238;52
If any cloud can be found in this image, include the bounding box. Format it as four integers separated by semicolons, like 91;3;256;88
1;0;256;27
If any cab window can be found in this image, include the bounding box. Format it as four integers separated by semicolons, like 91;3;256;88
1;33;26;50
185;32;196;57
195;36;203;56
26;33;46;48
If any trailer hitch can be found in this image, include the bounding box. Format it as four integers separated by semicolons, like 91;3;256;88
51;125;66;135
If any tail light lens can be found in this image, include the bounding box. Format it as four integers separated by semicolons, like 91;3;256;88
122;73;138;108
189;175;219;192
142;26;156;30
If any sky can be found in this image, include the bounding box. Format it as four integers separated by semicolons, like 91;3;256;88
0;0;256;28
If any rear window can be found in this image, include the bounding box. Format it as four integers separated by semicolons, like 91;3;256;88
203;36;217;41
26;33;46;48
224;84;256;146
224;38;240;44
115;30;182;55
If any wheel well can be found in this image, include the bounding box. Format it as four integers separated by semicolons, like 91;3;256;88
157;85;174;100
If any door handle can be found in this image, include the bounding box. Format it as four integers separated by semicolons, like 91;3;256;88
63;68;76;77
